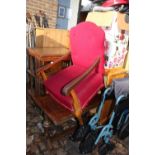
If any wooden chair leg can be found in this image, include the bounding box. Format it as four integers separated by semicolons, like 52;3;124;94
70;90;83;125
76;113;83;125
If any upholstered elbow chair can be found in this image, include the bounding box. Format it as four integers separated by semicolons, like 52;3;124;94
37;22;105;137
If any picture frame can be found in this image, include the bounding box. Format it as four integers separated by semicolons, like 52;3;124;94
58;6;66;18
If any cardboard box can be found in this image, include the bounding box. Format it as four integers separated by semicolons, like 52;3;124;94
86;11;129;31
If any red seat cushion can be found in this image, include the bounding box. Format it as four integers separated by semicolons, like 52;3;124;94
44;65;104;112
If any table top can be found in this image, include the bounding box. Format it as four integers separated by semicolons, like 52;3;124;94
27;47;70;61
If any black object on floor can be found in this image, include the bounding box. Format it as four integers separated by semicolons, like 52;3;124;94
70;124;91;142
79;129;100;154
118;119;129;140
98;142;115;155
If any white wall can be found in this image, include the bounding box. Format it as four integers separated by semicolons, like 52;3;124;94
67;0;80;29
81;0;92;11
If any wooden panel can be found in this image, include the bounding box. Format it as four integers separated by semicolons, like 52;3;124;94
117;13;129;31
86;11;114;27
35;28;44;47
35;28;70;48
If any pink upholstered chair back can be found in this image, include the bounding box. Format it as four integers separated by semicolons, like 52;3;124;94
70;22;105;74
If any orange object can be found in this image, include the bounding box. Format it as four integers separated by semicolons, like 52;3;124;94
104;67;128;87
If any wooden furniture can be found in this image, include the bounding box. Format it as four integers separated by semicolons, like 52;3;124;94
27;47;70;96
37;22;106;125
27;27;70;94
35;28;70;48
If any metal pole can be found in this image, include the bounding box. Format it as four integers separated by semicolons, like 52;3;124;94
77;0;82;24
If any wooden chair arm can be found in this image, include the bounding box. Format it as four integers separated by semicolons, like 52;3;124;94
108;70;129;77
105;69;129;87
61;57;100;96
37;53;71;76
